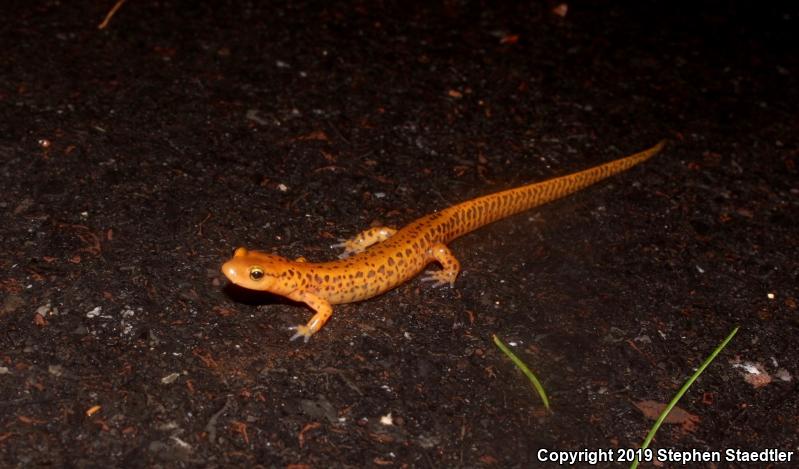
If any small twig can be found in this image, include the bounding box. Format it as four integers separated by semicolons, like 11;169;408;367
98;0;127;30
204;396;233;443
626;338;658;368
197;213;212;237
298;422;321;448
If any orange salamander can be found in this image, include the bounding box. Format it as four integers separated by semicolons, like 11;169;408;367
222;140;665;341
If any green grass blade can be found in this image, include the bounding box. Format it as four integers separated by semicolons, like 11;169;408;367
492;334;550;411
630;326;739;469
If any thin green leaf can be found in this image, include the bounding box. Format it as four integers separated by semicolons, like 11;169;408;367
630;326;739;469
492;334;550;411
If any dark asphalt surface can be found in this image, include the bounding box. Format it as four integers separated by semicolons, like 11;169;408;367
1;1;797;467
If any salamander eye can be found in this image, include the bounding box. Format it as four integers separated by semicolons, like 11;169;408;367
249;266;265;281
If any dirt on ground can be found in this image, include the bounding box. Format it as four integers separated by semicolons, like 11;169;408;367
1;1;797;467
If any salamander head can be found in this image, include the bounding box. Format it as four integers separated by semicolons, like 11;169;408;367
221;247;293;293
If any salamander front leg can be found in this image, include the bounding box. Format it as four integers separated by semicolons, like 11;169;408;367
331;226;397;258
287;290;333;342
420;243;461;288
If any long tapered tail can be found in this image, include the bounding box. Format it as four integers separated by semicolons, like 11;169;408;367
441;140;666;241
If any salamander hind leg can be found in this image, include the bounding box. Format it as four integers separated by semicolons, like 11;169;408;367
331;226;397;258
287;290;333;342
420;243;461;288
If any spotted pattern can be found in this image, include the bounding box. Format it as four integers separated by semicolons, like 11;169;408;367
221;141;665;338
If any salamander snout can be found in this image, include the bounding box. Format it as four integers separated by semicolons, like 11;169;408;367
221;247;290;292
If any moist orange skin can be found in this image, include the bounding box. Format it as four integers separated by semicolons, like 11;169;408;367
222;141;665;341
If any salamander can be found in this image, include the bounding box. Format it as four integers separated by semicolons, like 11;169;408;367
222;141;665;341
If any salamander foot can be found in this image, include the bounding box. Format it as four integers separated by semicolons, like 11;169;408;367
331;227;397;259
420;270;456;288
289;325;313;343
330;239;359;259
